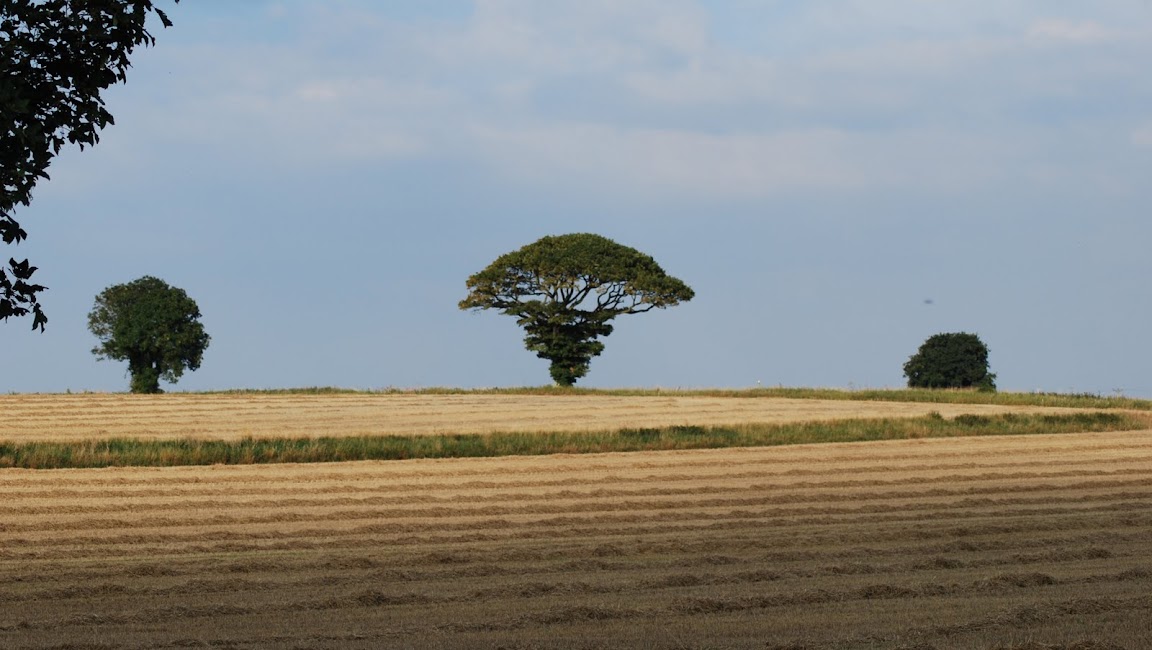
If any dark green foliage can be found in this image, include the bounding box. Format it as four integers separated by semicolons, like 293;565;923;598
904;332;997;391
88;275;209;393
460;233;694;386
1;0;177;330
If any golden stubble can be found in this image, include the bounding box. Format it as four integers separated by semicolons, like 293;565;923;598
2;430;1151;648
0;393;1081;442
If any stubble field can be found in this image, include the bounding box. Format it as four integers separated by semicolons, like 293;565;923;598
1;394;1150;649
0;392;1081;442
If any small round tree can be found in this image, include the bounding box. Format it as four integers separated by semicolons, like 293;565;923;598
460;233;694;386
88;276;210;393
903;332;996;391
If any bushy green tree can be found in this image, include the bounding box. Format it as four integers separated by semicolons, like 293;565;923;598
460;233;694;386
2;0;177;331
904;332;996;391
88;276;209;393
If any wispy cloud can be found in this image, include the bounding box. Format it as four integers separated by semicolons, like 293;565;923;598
466;122;1046;200
1028;19;1113;44
1133;123;1152;148
94;0;1152;201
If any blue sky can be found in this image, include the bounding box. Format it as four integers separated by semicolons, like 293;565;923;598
4;0;1151;395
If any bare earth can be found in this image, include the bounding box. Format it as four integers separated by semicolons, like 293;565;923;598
2;425;1150;649
0;393;1079;442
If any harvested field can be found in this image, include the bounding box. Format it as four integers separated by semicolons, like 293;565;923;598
2;430;1151;649
0;393;1082;442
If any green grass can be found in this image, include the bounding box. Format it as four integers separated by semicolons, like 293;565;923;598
1;411;1144;470
195;386;1152;410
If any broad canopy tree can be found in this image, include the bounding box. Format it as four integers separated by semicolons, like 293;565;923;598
460;233;694;386
1;0;177;331
88;275;209;393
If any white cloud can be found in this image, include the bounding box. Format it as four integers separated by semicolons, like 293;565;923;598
466;122;1027;200
294;82;341;103
439;0;710;72
290;78;456;112
623;56;788;107
1133;123;1152;148
105;37;463;166
89;1;1152;201
1028;19;1112;44
159;83;435;164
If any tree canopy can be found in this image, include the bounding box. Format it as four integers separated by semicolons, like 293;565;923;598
460;233;694;386
1;0;176;331
903;331;997;391
88;275;209;393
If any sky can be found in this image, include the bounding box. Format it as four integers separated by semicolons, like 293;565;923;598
3;0;1151;396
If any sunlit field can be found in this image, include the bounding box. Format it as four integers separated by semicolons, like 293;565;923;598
1;392;1149;649
0;391;1102;443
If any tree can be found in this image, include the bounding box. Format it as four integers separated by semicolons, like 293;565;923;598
2;0;177;331
88;275;209;393
904;332;997;391
460;233;694;386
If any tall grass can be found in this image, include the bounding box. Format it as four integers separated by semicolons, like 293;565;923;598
197;386;1152;410
0;411;1143;470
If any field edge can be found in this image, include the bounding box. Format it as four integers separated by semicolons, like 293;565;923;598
2;411;1146;470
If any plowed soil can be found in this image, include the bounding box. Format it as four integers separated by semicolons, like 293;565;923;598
0;393;1077;441
2;428;1150;649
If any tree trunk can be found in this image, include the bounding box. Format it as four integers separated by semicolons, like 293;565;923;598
128;358;162;394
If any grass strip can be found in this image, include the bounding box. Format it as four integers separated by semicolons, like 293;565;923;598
1;411;1145;470
197;386;1152;411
